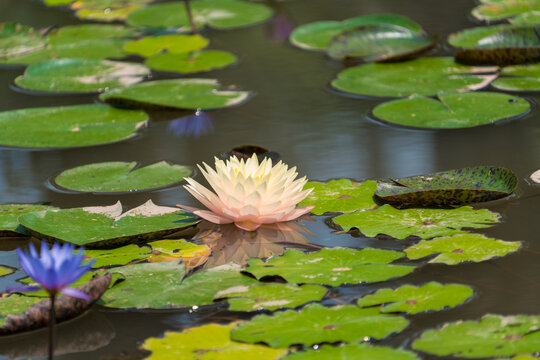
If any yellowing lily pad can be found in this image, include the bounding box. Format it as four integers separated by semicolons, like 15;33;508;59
0;266;14;277
123;34;209;58
146;50;237;74
0;204;58;236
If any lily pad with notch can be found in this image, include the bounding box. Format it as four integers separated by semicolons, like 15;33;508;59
375;166;518;206
123;34;209;58
146;50;237;74
0;204;58;236
492;63;540;91
282;343;421;360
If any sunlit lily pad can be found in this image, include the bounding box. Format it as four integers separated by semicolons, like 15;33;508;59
331;57;497;98
54;161;192;193
333;204;500;239
14;59;150;94
412;314;540;358
495;356;540;360
492;63;540;91
0;22;47;58
298;179;377;215
245;247;415;286
99;79;251;110
0;266;14;277
404;233;521;265
0;104;147;149
71;0;152;22
472;0;540;21
289;14;423;51
357;282;474;314
375;166;518;206
327;24;436;62
510;10;540;24
146;50;237;74
449;24;540;65
127;0;274;31
18;200;199;248
142;323;287;360
0;204;58;236
213;283;328;311
123;34;209;57
231;303;409;348
282;343;421;360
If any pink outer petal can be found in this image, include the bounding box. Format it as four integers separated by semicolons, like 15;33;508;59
192;209;234;225
62;287;91;300
278;206;315;222
234;220;262;231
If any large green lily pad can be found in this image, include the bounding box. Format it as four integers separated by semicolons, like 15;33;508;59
245;247;415;286
412;314;540;358
492;63;540;91
449;24;540;65
333;204;500;239
0;104;147;149
18;200;199;248
213;283;328;312
404;233;521;265
298;179;378;215
123;34;209;58
331;57;497;98
357;282;474;314
14;59;150;94
99;79;251;110
146;50;237;74
231;303;409;348
127;0;273;31
0;204;57;236
375;166;518;206
282;343;421;360
141;323;287;360
472;0;540;21
289;14;423;51
54;161;192;193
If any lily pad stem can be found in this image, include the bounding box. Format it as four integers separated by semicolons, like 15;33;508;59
48;293;56;360
184;0;199;35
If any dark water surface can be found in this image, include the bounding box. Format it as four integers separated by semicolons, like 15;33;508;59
0;0;539;358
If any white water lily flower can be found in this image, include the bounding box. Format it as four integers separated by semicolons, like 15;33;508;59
178;154;315;231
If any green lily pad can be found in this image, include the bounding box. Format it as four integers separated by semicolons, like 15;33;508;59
231;303;409;348
333;204;500;239
492;63;540;91
289;14;423;51
141;323;287;360
18;200;199;248
123;34;209;57
54;161;192;193
101;262;258;309
298;179;378;215
127;0;274;31
375;166;518;206
0;266;14;277
404;233;521;265
99;79;251;110
412;314;540;358
14;59;150;94
510;11;540;24
213;283;328;311
357;282;474;314
327;24;436;62
282;343;421;360
84;244;150;268
245;247;415;286
0;104;147;149
372;92;530;129
0;22;47;58
331;57;497;98
0;204;58;236
449;24;540;65
472;0;540;21
47;24;139;43
0;294;42;328
71;0;152;22
496;356;540;360
146;50;237;74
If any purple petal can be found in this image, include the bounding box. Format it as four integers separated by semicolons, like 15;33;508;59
61;287;91;300
7;285;42;293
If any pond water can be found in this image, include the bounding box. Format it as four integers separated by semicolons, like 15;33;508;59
0;0;539;358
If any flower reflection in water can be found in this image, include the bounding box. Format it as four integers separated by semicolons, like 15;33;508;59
167;110;214;138
266;13;295;42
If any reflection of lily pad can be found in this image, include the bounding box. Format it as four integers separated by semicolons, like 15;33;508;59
231;303;409;348
357;282;474;314
333;204;500;239
412;314;540;358
71;0;152;22
19;200;199;248
492;63;540;91
375;166;518;206
331;57;497;98
404;233;521;265
290;14;423;51
214;283;327;311
372;92;530;129
298;179;377;215
54;161;192;193
99;79;251;110
146;50;237;74
283;343;421;360
472;0;540;21
0;104;148;149
246;247;415;286
127;0;273;31
142;323;287;360
123;34;209;57
0;204;58;236
14;59;150;94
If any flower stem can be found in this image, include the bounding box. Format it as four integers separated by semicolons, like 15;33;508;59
184;0;199;35
48;294;56;360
